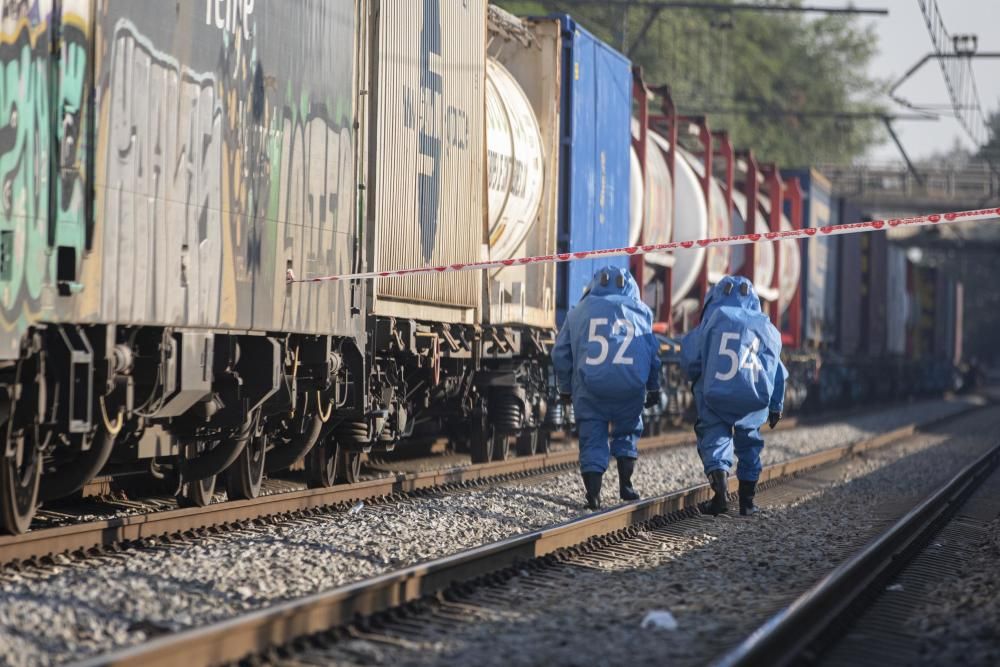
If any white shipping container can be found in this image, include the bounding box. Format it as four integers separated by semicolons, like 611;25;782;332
371;0;487;322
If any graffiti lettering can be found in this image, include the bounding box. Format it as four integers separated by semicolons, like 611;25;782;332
103;22;223;324
271;116;354;329
1;3;89;358
204;0;254;40
205;4;356;333
0;2;359;357
0;15;50;310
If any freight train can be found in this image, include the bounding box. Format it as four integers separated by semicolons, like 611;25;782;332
0;1;962;534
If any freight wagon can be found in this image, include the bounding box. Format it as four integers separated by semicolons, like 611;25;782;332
0;1;964;535
0;0;642;533
778;171;964;412
0;0;375;533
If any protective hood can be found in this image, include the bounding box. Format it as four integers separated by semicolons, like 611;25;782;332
701;275;761;322
583;265;641;301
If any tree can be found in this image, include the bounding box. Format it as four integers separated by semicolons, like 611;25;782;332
921;138;972;169
496;0;885;165
975;107;1000;166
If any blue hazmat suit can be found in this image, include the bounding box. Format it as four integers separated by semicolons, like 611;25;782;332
551;266;662;474
681;276;787;482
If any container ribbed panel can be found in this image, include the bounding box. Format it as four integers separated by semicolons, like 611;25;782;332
373;0;485;314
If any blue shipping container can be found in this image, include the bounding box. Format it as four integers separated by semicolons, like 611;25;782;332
785;168;838;348
554;16;633;324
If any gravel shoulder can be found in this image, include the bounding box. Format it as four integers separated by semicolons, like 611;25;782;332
303;406;1000;667
913;512;1000;666
0;396;982;666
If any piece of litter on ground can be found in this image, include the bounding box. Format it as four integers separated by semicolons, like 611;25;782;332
640;610;678;631
886;583;904;592
348;501;365;515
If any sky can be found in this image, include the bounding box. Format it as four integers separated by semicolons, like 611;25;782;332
824;0;1000;163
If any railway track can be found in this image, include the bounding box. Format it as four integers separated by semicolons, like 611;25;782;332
716;434;1000;666
70;404;988;667
0;399;943;566
0;430;698;566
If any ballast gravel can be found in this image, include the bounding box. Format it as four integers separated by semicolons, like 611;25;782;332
305;406;1000;667
0;396;982;665
910;511;1000;665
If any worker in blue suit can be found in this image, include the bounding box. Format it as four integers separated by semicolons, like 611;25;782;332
681;275;787;516
552;266;662;510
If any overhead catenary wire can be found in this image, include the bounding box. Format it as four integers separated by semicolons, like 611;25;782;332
910;0;993;150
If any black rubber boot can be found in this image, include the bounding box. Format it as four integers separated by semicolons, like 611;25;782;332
617;457;640;501
739;480;759;516
706;470;729;515
582;472;603;510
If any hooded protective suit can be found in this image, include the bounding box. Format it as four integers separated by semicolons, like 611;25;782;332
552;266;661;474
681;275;787;482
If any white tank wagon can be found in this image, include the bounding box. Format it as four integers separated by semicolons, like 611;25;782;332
757;193;802;316
628;121;675;321
648;133;709;307
679;147;733;285
730;190;777;303
629;123;674;256
629;149;645;247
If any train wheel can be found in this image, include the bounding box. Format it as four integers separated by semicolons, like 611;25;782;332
0;431;41;535
536;430;551;454
226;433;266;500
515;429;538;457
468;408;494;464
491;432;512;461
179;475;216;508
178;441;217;507
306;438;341;488
340;449;363;484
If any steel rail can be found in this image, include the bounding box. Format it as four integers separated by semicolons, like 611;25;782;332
71;415;958;667
713;439;1000;667
0;431;696;565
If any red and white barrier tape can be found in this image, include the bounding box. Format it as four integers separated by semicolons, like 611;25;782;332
287;207;1000;283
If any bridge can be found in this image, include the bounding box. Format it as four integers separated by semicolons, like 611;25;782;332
815;162;1000;213
814;162;1000;249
